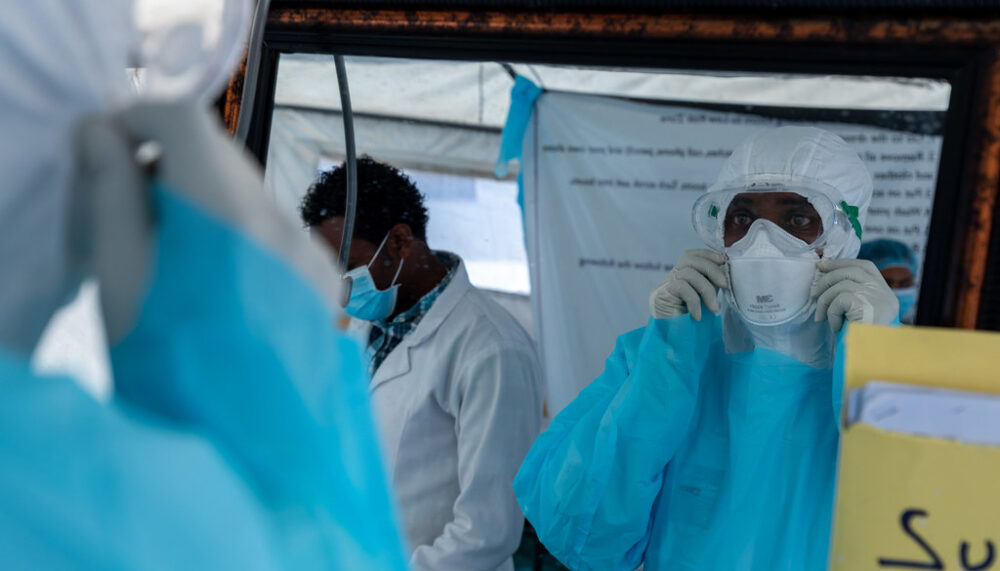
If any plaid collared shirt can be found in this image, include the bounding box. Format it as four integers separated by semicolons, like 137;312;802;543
367;252;459;376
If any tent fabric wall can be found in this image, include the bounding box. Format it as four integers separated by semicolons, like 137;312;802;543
264;107;506;224
274;55;950;133
264;107;506;222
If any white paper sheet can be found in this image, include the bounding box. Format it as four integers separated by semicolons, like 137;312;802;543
849;380;1000;447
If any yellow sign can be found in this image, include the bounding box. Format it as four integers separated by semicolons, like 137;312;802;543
830;324;1000;570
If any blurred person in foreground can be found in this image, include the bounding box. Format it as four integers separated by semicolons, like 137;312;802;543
0;1;406;568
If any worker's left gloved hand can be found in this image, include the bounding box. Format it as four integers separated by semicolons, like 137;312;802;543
812;258;899;332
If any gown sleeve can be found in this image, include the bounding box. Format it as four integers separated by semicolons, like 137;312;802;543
513;314;717;571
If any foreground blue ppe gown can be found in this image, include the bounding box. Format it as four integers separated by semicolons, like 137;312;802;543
514;312;844;571
0;183;407;570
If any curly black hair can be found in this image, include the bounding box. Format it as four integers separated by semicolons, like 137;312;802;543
300;156;430;243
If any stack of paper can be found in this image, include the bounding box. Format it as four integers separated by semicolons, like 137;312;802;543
848;380;1000;448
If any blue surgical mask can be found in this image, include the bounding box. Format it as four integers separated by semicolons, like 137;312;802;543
893;287;917;323
343;234;403;321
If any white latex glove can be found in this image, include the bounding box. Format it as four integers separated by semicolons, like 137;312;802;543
812;258;899;332
649;249;728;321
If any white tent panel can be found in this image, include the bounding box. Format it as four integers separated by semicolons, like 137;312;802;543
264;107;506;222
275;55;516;128
273;54;951;135
507;64;951;111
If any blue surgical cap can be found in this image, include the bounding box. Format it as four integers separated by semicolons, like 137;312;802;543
858;238;919;275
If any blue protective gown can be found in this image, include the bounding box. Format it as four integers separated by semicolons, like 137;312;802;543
514;312;844;571
0;183;407;570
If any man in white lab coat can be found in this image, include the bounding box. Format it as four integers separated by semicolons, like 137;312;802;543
301;157;543;571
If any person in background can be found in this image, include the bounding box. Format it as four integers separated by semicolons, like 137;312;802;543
301;157;544;571
858;238;919;323
513;127;898;570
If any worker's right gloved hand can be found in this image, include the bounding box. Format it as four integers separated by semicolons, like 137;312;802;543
649;249;728;321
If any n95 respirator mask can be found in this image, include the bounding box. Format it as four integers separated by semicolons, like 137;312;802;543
725;220;819;326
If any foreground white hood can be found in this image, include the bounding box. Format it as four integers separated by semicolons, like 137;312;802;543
0;0;253;356
0;0;133;355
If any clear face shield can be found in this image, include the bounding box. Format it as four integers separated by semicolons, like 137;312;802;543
691;185;861;326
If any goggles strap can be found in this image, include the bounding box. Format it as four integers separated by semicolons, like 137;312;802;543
840;201;863;239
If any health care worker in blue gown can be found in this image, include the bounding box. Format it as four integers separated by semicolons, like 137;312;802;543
0;1;406;568
859;238;920;324
514;126;900;571
301;157;544;571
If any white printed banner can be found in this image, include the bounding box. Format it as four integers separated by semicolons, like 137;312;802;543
521;91;942;414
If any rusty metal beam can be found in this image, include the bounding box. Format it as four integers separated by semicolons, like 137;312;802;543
221;49;247;135
268;8;1000;45
957;48;1000;328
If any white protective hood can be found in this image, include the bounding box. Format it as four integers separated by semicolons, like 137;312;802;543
0;0;133;355
707;126;875;368
0;0;254;357
707;125;874;259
